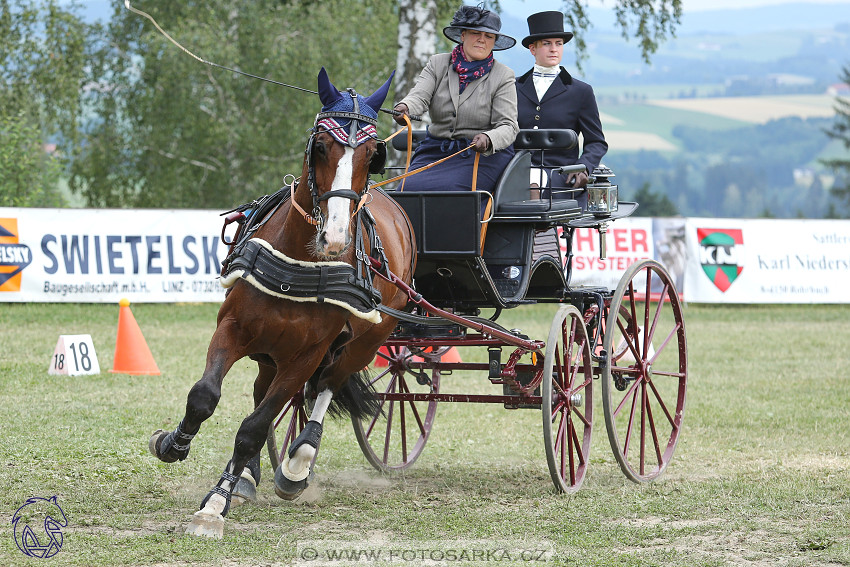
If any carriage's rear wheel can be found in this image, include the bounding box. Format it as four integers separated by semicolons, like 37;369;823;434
266;386;311;472
542;305;594;493
602;259;687;483
352;345;440;471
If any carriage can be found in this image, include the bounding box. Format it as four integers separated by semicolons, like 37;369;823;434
263;127;688;495
149;71;688;538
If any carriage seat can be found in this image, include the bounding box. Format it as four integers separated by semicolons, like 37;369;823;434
491;130;582;223
389;129;582;223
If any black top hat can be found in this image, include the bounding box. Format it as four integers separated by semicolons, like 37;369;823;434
443;5;517;51
521;11;574;48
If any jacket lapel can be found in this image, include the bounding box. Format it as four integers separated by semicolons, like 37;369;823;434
517;69;539;104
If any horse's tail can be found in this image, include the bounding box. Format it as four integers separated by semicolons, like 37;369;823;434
325;370;382;421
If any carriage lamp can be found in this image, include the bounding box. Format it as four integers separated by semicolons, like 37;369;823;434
586;165;618;216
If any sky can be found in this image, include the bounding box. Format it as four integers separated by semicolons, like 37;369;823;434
499;0;850;14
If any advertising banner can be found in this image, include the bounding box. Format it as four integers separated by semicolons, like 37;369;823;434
684;217;850;303
1;208;227;303
3;208;849;304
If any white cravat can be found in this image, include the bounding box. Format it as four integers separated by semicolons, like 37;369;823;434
532;64;559;101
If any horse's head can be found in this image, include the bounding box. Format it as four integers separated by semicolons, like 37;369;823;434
304;67;393;259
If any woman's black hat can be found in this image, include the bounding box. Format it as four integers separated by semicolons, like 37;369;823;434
443;5;517;51
521;11;574;48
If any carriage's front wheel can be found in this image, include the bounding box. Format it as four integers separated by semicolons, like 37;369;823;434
542;305;594;493
602;259;687;483
352;345;440;471
266;386;311;472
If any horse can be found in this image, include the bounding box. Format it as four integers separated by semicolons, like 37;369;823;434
147;68;416;538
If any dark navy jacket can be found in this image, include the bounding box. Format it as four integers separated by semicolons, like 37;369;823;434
515;67;608;176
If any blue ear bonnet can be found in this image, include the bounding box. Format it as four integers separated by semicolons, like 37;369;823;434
321;94;378;121
315;67;393;147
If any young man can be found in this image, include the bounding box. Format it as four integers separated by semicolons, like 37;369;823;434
515;11;607;194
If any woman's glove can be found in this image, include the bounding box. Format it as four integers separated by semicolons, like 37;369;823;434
393;104;409;126
472;133;491;153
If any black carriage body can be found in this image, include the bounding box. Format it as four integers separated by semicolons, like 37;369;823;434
390;130;590;311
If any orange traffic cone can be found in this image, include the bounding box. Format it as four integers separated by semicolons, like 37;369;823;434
110;298;160;375
373;346;391;367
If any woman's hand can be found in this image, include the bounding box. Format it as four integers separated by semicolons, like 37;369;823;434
393;104;409;126
472;133;491;153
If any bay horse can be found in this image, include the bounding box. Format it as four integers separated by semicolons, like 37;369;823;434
148;68;415;537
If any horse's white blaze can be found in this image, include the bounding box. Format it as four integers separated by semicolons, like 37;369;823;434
284;389;333;480
321;146;355;256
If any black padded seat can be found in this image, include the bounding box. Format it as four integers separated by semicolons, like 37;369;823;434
491;151;580;222
391;130;428;152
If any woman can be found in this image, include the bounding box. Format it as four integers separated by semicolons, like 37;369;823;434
393;4;519;200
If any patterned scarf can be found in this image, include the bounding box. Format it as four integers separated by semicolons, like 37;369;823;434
450;44;494;94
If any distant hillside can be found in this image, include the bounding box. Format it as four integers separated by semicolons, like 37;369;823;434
499;4;850;88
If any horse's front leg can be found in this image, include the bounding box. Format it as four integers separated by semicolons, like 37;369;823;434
148;322;241;463
186;372;307;538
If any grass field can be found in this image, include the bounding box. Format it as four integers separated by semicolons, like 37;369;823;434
1;302;849;566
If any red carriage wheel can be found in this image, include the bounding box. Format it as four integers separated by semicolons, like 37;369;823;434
352;345;440;471
542;305;594;493
602;259;687;483
266;386;311;472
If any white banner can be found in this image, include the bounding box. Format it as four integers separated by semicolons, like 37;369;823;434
684;217;850;303
1;208;227;303
3;208;849;304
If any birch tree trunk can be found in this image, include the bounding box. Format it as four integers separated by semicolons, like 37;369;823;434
395;0;436;117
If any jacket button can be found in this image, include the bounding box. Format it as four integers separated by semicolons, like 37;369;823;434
449;127;454;132
536;106;541;111
534;115;540;120
533;126;539;129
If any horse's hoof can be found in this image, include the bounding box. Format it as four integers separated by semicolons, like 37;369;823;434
148;429;176;462
274;464;313;501
230;472;257;507
185;511;225;539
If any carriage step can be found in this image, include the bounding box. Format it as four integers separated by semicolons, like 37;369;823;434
392;321;466;339
502;371;541;409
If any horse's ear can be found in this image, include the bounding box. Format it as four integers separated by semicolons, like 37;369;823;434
317;67;343;107
363;71;394;114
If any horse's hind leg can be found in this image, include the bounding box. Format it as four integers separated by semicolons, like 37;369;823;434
273;387;333;499
149;321;242;464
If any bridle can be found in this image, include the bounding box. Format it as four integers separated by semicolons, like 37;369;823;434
290;88;386;230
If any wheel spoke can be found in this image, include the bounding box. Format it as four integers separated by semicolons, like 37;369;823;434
612;376;642;419
645;283;669;355
615;314;642;363
573;406;591;428
565;418;574;484
382;399;395;465
640;381;648;476
622;385;640;458
649;323;682;366
570;416;586;467
554;411;567;454
647;378;676;428
399;376;427;435
645;393;664;467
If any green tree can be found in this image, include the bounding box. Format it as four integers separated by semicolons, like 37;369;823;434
72;0;397;208
73;0;682;209
632;182;678;217
822;65;850;216
0;0;90;206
